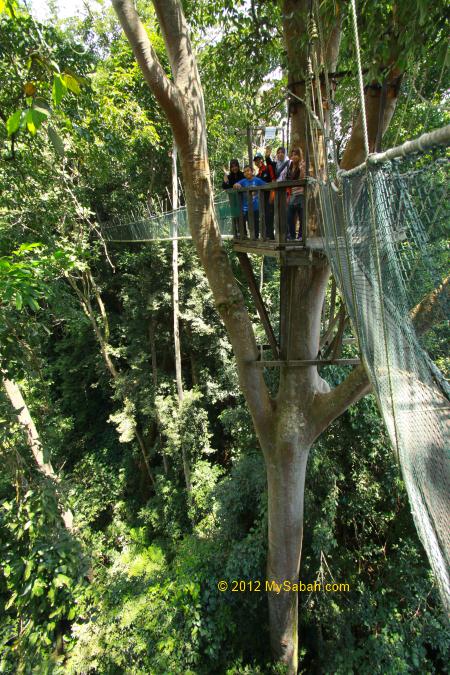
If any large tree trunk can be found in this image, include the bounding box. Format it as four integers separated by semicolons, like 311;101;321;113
266;441;310;668
340;71;403;170
264;259;330;672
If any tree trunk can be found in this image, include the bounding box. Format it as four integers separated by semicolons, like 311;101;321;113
264;259;330;672
172;142;192;496
340;72;403;170
149;316;158;390
1;374;74;531
266;440;310;671
66;271;158;487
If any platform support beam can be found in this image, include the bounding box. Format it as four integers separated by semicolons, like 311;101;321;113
279;256;289;360
251;358;361;367
236;252;279;359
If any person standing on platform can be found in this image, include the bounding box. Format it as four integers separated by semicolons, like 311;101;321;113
222;159;244;189
254;153;275;183
265;146;276;173
233;165;266;239
254;153;275;239
280;148;306;240
222;159;244;236
275;146;290;180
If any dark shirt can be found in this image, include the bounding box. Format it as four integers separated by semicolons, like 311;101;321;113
222;170;244;190
265;155;276;172
284;160;305;195
257;163;276;183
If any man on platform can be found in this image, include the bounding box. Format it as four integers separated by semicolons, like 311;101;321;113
254;152;275;183
254;153;275;239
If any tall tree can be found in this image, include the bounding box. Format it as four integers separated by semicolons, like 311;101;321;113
111;0;447;671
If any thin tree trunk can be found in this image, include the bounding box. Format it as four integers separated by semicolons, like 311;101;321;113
1;374;74;530
149;317;169;474
149;316;158;390
172;146;183;403
172;143;192;496
66;271;157;488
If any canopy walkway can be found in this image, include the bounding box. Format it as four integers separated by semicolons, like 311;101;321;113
103;196;235;243
101;125;450;612
318;125;450;613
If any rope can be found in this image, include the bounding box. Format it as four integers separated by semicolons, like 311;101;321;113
286;88;326;135
339;124;450;177
349;0;370;158
367;169;402;461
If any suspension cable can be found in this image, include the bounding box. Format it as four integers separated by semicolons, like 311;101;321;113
350;0;369;158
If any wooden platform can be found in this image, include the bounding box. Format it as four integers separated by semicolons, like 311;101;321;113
232;237;326;263
251;358;361;368
232;229;407;260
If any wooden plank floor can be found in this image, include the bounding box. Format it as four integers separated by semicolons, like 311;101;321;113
232;237;325;253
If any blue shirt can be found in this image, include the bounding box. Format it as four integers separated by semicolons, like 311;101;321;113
235;177;266;212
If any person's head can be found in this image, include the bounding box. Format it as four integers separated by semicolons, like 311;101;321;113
276;146;286;161
243;165;254;179
253;153;264;169
290;147;303;164
265;145;272;156
230;159;240;173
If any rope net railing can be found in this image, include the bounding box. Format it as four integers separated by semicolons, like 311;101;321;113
317;129;450;613
102;195;235;242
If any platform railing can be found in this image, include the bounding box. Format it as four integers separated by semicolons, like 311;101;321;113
228;179;308;247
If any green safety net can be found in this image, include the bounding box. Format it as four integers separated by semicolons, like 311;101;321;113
103;195;235;241
316;141;450;613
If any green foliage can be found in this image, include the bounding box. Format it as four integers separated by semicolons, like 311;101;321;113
0;487;87;672
0;243;75;313
189;459;224;527
0;1;86;146
156;387;213;463
298;395;450;673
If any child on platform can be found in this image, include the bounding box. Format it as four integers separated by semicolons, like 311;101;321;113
233;165;266;238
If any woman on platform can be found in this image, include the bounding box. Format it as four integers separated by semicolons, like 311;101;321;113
223;159;245;236
280;148;306;240
222;159;244;189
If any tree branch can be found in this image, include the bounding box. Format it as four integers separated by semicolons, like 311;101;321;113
340;71;403;170
112;0;185;128
1;373;74;530
410;275;449;336
113;0;275;438
312;363;371;437
152;0;198;87
324;8;342;72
